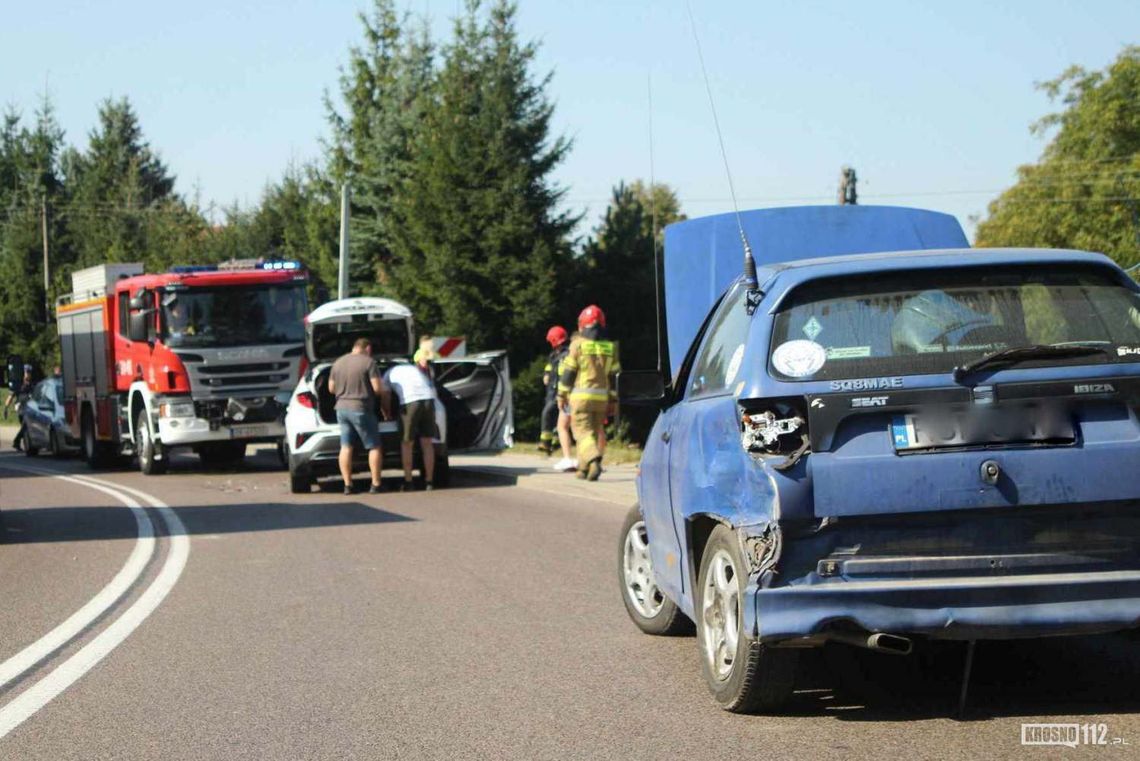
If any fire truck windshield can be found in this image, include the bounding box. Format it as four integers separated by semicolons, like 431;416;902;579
161;284;307;348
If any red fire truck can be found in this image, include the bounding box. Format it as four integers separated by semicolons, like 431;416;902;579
57;261;309;474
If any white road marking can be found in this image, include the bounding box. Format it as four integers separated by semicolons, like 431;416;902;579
0;467;155;689
0;468;190;739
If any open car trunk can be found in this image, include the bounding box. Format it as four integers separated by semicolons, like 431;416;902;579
304;298;512;452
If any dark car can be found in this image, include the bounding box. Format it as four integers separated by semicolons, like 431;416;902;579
22;377;77;457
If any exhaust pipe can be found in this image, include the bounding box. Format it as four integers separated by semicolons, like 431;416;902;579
829;630;913;656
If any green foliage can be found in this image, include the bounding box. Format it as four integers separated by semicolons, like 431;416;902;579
975;46;1140;269
512;353;549;440
575;180;685;371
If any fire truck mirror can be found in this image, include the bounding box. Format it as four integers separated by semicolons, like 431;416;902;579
128;289;150;311
128;311;151;343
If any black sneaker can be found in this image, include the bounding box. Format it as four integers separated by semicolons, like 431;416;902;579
343;483;354;495
369;483;383;494
586;459;602;481
424;482;435;492
400;480;415;492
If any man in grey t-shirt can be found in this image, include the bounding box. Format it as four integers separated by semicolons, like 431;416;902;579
328;337;385;494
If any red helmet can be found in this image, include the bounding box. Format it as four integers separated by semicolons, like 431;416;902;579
545;325;568;348
578;304;606;329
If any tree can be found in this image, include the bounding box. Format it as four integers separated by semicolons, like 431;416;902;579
0;98;68;367
65;97;188;273
325;0;434;294
391;0;577;368
975;46;1140;269
577;180;685;371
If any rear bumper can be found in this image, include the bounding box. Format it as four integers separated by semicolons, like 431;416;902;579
289;429;445;477
749;570;1140;642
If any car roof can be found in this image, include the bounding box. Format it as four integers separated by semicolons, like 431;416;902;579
306;297;412;324
757;247;1123;295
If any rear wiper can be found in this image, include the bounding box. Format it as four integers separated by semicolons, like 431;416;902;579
952;343;1107;383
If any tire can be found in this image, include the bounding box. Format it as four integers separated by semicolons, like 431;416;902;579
696;524;797;713
198;441;246;466
24;436;39;457
288;450;311;494
82;407;112;469
618;504;691;636
49;428;63;458
135;409;167;475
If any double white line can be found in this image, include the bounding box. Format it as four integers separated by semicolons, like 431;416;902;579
0;466;189;738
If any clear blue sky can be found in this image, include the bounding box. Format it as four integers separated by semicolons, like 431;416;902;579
3;1;1138;240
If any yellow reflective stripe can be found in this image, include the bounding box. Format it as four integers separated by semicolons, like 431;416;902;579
570;390;610;401
579;339;614;357
543;363;552;373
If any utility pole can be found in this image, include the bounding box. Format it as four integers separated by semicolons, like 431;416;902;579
41;194;50;322
838;166;858;205
337;183;351;300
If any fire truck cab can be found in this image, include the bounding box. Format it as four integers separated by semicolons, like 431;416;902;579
57;261;309;474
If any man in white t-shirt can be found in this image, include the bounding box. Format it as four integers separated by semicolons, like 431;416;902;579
382;347;439;491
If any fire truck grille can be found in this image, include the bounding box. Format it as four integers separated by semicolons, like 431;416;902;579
197;362;290;375
177;352;300;399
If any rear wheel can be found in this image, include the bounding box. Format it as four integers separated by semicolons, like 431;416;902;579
618;504;691;635
696;524;797;713
287;446;311;494
135;409;167;475
49;428;62;458
82;407;112;469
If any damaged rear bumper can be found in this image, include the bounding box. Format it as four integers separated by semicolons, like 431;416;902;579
748;570;1140;642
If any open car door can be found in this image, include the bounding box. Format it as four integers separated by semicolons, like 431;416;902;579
434;351;513;452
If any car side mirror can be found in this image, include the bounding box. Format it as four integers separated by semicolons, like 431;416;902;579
128;311;151;342
618;370;667;407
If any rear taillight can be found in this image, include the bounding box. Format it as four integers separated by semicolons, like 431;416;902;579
740;398;810;470
296;391;317;409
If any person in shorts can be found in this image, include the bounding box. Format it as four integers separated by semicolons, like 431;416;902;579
382;346;438;491
328;338;385;495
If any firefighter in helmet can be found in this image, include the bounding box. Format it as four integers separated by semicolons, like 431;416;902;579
538;326;575;469
557;305;620;481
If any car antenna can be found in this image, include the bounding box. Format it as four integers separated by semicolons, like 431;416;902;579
685;1;761;313
647;74;669;378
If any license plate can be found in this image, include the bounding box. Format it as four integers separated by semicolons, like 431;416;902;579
892;405;1074;451
229;424;273;439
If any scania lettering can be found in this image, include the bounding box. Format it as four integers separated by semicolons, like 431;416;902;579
56;261;309;474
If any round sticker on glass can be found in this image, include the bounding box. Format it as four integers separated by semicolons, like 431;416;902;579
724;344;746;386
772;340;827;378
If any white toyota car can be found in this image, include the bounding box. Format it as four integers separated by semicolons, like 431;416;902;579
283;297;513;492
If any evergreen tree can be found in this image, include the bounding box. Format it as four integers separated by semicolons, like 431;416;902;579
392;0;576;367
577;180;684;371
66;97;182;272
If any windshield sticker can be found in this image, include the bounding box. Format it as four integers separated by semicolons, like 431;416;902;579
772;340;827;378
724;344;746;386
802;316;823;341
1118;346;1140;358
826;346;872;360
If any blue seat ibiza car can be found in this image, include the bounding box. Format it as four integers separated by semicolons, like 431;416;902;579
617;206;1140;713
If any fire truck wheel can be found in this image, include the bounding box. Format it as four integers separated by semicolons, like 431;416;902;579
135;410;167;475
82;407;112;469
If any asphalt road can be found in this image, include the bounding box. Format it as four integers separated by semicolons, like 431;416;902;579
0;448;1137;760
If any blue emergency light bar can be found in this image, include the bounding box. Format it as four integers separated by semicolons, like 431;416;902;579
170;260;303;273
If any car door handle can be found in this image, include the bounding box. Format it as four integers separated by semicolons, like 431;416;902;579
661;430;671;443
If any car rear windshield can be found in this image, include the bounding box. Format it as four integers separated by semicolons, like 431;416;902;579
770;264;1140;381
311;319;410;360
